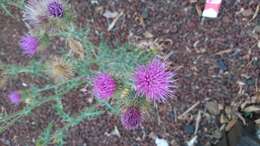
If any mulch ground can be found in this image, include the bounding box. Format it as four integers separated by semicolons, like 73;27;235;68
0;0;259;146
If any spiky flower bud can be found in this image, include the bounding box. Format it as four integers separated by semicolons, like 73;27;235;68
93;73;116;100
133;59;176;103
121;107;142;130
19;35;39;56
48;1;64;17
8;91;21;105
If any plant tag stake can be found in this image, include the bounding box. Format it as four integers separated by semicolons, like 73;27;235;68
202;0;222;18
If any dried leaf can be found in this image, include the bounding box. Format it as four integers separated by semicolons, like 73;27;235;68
255;119;260;124
143;31;154;38
242;8;253;17
135;15;145;27
243;105;260;113
68;39;85;59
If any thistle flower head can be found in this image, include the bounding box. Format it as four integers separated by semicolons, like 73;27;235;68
134;59;176;103
46;56;74;83
8;91;21;105
121;107;142;130
23;0;65;28
19;35;39;56
48;1;64;17
93;73;116;100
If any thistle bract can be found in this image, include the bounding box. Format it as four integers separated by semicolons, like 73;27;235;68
93;73;116;100
134;59;176;103
121;107;142;130
8;91;21;105
19;35;39;56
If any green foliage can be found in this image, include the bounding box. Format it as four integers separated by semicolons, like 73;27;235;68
0;0;157;144
36;123;53;146
0;23;155;145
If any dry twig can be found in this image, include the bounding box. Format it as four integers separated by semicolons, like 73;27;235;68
194;110;202;135
178;101;200;120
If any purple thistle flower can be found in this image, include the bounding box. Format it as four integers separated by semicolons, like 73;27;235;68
121;107;142;130
8;91;21;105
23;0;65;28
93;73;116;100
48;1;64;17
19;35;39;56
133;59;176;103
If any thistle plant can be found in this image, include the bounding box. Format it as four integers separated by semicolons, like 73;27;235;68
0;1;177;145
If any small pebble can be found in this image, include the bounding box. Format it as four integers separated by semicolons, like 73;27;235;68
241;8;253;17
206;101;220;115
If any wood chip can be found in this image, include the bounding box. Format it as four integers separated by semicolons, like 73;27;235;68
225;106;232;119
256;90;260;103
242;8;253;17
143;31;154;38
225;119;237;131
215;49;233;55
220;114;228;124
